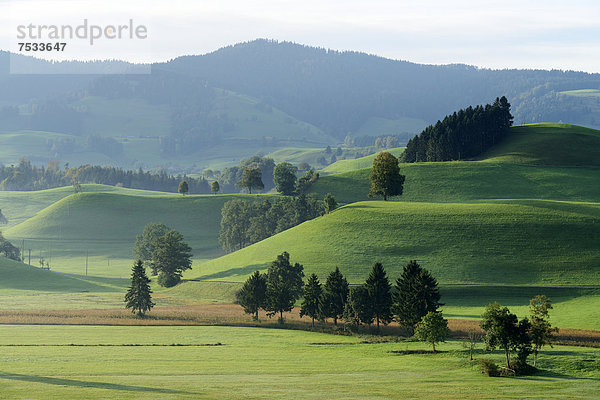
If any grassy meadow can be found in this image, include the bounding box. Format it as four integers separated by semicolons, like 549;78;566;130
0;325;599;399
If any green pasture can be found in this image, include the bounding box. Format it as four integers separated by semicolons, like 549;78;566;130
0;325;599;399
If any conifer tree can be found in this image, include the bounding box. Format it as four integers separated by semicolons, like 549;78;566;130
393;260;442;333
300;273;323;327
125;260;154;317
365;262;393;331
322;267;349;325
237;271;267;320
265;252;304;323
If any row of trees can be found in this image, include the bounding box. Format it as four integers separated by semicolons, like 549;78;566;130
0;158;210;193
237;254;442;335
219;195;329;252
402;97;513;163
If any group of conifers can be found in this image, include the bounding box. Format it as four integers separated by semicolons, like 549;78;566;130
236;252;441;333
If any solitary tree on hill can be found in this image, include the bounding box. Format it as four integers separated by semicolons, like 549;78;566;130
368;152;405;201
365;262;393;331
124;259;155;317
273;162;297;195
321;267;349;325
265;252;304;323
150;230;193;287
178;180;189;195
300;273;323;327
237;166;264;194
237;271;267;321
211;180;220;195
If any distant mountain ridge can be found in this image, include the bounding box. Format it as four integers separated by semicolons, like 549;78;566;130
1;39;600;167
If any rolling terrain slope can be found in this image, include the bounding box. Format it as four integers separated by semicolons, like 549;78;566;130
195;199;600;285
310;123;600;203
5;191;275;277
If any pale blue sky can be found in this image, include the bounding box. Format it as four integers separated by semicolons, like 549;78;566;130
1;0;599;72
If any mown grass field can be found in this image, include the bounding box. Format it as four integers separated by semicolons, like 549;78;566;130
0;325;598;399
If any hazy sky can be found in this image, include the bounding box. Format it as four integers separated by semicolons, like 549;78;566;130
2;0;600;72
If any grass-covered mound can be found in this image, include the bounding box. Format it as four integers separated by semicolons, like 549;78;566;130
5;191;274;277
479;123;600;166
310;124;600;203
319;147;405;175
195;199;600;285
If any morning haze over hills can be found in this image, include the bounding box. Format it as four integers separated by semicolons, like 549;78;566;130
1;38;600;398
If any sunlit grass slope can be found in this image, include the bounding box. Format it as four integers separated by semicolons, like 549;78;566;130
320;147;405;174
195;200;600;285
5;191;273;277
311;124;600;203
479;123;600;165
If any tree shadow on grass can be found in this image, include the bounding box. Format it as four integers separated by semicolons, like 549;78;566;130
193;264;267;281
0;372;195;395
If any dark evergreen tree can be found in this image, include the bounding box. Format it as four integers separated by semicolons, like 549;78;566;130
300;273;323;327
237;166;264;194
368;152;405;201
124;259;155;317
402;97;513;163
237;271;267;320
321;267;349;325
365;262;393;331
392;260;442;333
150;230;193;287
273;162;297;195
265;252;304;323
343;285;374;331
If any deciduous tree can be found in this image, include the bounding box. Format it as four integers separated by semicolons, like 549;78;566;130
134;222;171;262
237;166;264;194
211;180;220;195
324;193;337;214
150;230;193;287
178;180;189;195
273;162;297;195
368;152;405;201
529;295;558;367
415;311;449;352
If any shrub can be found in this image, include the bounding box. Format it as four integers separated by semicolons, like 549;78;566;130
479;359;499;377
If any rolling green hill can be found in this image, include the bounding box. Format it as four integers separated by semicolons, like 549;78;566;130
478;123;600;166
0;256;110;292
5;191;274;277
194;199;600;285
320;147;405;175
311;124;600;203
